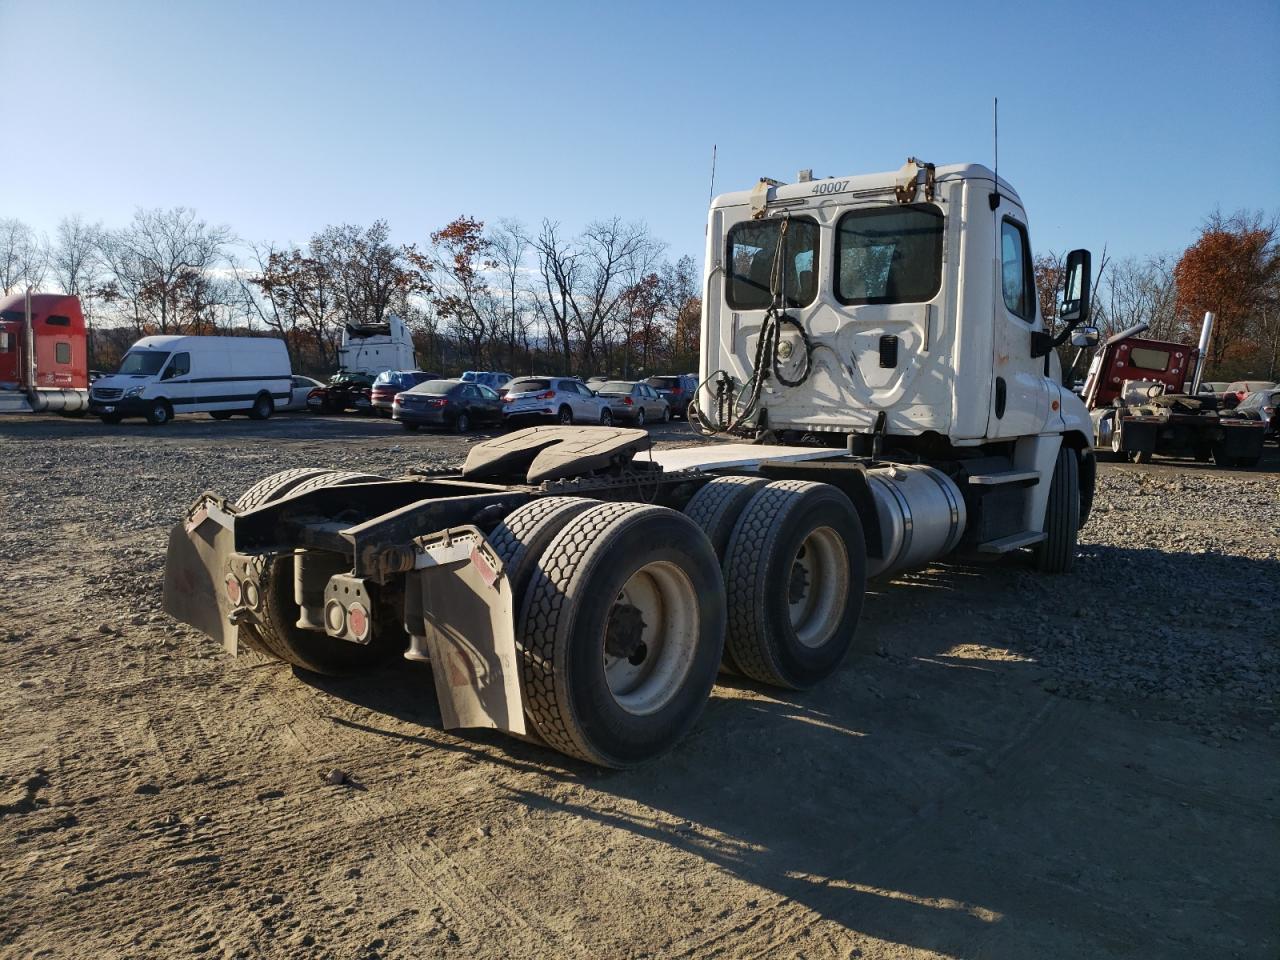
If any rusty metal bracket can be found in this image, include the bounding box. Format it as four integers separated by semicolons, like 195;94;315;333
894;157;936;204
750;177;784;219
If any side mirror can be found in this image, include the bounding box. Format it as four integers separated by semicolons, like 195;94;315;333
1059;249;1092;325
1070;325;1100;349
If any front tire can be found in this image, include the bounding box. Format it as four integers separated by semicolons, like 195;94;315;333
1032;446;1080;573
146;400;172;426
517;502;726;767
723;481;866;689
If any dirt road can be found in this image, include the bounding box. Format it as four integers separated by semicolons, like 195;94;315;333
1;413;1277;960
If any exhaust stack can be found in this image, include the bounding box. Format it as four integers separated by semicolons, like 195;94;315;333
1190;312;1214;395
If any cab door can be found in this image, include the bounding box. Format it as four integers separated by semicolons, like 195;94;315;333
161;351;193;409
988;203;1049;438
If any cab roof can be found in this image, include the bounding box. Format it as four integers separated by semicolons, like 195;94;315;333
710;161;1021;210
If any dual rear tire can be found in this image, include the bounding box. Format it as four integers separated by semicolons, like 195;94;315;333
234;469;394;674
492;498;726;768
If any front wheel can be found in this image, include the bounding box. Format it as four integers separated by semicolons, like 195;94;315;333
1032;445;1080;573
146;400;171;426
661;406;671;423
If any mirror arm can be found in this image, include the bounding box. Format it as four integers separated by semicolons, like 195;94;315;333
1031;316;1085;359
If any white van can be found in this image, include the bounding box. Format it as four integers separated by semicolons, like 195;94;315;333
89;335;291;425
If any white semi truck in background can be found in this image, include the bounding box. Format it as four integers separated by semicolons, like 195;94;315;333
165;159;1100;767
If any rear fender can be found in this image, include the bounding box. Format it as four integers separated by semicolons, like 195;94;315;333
403;525;526;736
163;494;240;654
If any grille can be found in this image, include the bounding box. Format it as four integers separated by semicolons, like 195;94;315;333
93;387;123;400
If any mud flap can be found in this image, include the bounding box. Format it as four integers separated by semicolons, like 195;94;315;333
404;528;526;736
162;497;239;654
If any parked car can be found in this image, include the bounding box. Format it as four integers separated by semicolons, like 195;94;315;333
1222;380;1276;409
89;335;291;425
1232;389;1280;441
282;375;323;411
502;376;611;425
645;373;698;418
307;371;374;414
459;370;513;393
585;375;608;385
1201;380;1229;395
370;369;438;416
594;380;671;426
392;378;503;432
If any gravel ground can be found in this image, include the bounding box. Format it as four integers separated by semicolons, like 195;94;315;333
1;413;1277;960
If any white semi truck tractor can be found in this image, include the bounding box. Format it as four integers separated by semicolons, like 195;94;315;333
164;159;1099;767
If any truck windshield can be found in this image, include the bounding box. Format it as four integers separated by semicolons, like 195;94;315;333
117;351;169;376
835;204;943;305
726;218;819;310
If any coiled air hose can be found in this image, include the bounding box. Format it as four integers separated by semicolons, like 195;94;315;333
690;216;814;439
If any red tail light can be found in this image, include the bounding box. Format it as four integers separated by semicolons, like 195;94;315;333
623;396;633;405
307;388;324;399
670;387;683;395
428;398;447;407
540;391;556;400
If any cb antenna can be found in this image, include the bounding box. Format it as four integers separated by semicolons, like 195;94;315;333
989;97;1001;210
708;144;718;207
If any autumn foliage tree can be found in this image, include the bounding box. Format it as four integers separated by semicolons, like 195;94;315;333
1174;212;1280;370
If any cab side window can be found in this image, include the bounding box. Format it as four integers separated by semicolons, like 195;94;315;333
1001;219;1035;321
165;352;191;379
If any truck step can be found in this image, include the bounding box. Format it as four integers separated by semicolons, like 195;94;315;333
967;469;1040;486
977;531;1046;553
0;392;34;414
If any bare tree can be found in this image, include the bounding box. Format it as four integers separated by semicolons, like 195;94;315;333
531;220;580;374
573;219;662;372
0;218;48;294
489;218;529;371
97;207;233;333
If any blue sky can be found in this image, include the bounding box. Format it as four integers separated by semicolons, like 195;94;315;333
3;0;1277;266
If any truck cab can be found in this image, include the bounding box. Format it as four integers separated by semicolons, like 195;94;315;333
0;292;89;414
699;160;1093;452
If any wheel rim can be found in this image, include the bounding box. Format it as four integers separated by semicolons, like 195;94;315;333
1110;430;1121;454
601;410;612;425
637;410;645;426
457;414;469;432
559;408;571;424
155;405;168;423
786;525;850;648
602;560;700;716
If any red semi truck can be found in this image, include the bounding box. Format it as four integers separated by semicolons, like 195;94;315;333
0;291;90;415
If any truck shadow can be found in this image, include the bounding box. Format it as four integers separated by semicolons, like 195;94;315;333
301;545;1279;958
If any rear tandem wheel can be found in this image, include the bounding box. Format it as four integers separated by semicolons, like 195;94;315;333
515;502;727;768
234;469;394;674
